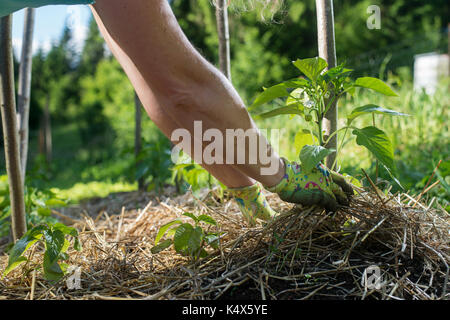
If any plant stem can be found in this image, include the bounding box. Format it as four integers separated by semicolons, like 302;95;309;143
331;126;349;171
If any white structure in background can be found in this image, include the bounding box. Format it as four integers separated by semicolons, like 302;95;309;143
414;52;449;94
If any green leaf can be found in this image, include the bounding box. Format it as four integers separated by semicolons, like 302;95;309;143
323;65;352;82
354;77;398;96
283;78;309;88
257;106;304;119
150;239;173;254
352;126;397;176
204;233;220;249
294;131;318;156
198;214;217;226
286;88;306;107
136;163;149;180
43;253;64;281
59;252;69;261
183;212;198;223
3;225;46;277
299;145;335;172
45;199;67;207
293;57;328;82
2;257;28;277
347;104;408;124
43;229;66;266
52;223;78;237
37;207;52;217
61;239;70;253
188;226;204;256
173;224;204;257
251;83;289;108
154;220;182;245
173;223;194;255
74;238;82;251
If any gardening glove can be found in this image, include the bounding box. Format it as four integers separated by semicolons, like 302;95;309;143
265;158;353;212
0;0;95;18
229;182;278;226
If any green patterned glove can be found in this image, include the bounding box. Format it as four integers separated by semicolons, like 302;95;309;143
1;0;95;17
266;158;353;211
229;183;277;226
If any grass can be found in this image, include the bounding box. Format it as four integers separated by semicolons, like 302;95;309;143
19;123;138;204
49;181;137;204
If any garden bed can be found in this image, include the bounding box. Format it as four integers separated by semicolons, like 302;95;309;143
0;186;448;300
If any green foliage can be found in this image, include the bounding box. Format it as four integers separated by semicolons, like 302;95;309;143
151;212;221;261
347;104;408;123
133;133;173;193
251;56;405;179
299;145;335;172
0;175;68;238
171;150;226;195
254;78;449;210
2;222;81;281
352;126;397;176
354;77;398;96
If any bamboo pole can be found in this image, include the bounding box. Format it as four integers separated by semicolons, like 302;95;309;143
134;92;144;191
315;0;337;169
0;15;27;241
17;8;36;181
215;0;231;81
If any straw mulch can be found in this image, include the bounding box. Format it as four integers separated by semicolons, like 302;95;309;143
0;186;448;300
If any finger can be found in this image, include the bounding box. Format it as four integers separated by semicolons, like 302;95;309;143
279;189;338;212
331;182;350;206
330;171;353;196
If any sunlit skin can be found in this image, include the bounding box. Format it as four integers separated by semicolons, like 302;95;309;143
89;0;285;189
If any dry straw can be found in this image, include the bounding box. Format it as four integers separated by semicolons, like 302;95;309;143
0;184;448;300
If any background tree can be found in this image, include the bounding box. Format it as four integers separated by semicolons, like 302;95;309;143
78;17;105;76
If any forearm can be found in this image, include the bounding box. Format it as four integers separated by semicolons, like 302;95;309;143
91;0;284;186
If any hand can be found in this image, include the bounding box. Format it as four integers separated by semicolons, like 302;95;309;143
268;158;353;211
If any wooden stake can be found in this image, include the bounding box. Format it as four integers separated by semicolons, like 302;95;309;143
0;15;27;241
215;0;231;81
17;8;36;181
316;0;338;169
134;92;144;191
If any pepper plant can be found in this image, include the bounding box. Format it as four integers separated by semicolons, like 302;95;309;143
2;222;81;281
151;212;221;261
251;56;408;183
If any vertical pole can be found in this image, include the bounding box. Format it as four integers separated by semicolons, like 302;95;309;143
18;8;36;181
447;23;449;77
0;15;27;241
316;0;337;169
216;0;232;81
43;93;52;163
134;92;144;191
